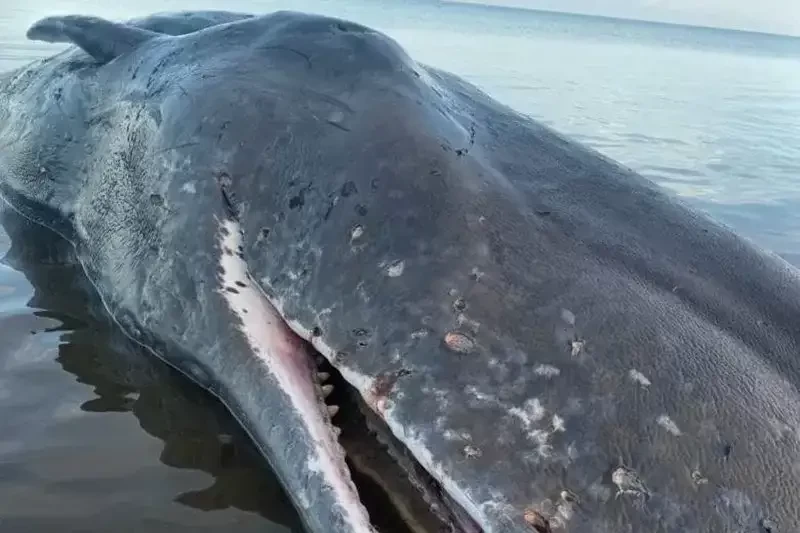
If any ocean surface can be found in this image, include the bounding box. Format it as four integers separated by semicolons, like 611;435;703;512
0;1;799;531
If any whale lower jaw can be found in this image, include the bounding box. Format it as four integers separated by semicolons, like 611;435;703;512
216;218;480;533
216;218;376;533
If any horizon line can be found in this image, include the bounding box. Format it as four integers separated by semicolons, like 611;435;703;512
440;0;800;39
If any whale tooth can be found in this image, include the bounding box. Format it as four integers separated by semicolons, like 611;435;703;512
317;372;330;382
321;384;334;397
327;405;340;417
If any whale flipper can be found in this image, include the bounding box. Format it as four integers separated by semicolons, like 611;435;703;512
26;15;160;63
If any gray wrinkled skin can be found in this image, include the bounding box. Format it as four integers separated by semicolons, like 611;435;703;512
1;10;799;533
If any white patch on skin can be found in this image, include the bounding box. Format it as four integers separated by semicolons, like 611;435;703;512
628;369;651;387
457;313;481;334
181;181;196;194
534;364;560;378
216;219;375;533
350;225;364;241
385;260;405;277
570;340;584;356
566;443;579;461
657;414;682;436
356;281;370;303
431;389;451;409
529;429;549;446
465;385;495;403
274;270;586;532
554;501;574;526
466;388;556;457
560;309;576;325
443;429;460;440
510;398;546;428
552;414;565;432
328;110;346;125
463;445;482;458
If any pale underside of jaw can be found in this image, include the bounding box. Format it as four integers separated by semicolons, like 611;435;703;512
216;218;377;533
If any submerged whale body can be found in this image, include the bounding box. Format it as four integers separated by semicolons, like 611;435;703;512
1;9;798;533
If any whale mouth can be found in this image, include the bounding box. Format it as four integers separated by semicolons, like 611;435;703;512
216;219;481;533
319;355;483;533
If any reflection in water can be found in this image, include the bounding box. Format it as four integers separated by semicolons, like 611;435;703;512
0;208;445;533
0;207;304;532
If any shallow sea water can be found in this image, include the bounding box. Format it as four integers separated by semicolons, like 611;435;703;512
0;0;799;531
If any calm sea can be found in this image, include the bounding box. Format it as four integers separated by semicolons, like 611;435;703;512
1;1;799;531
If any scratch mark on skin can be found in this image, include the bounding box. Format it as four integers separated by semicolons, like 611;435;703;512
154;141;199;154
327;119;351;132
262;45;313;69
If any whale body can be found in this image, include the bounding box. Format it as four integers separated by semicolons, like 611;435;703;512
1;9;798;533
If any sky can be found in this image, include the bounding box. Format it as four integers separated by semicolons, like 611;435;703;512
447;0;800;36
